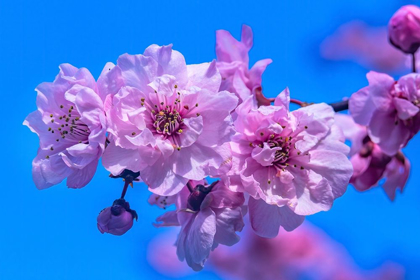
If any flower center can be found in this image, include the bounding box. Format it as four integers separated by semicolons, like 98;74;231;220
152;108;183;136
268;136;292;165
250;126;310;183
45;104;90;159
134;85;201;150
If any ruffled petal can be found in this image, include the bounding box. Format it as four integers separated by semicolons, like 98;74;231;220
368;110;410;155
274;87;290;111
97;62;124;100
66;159;98;188
349;87;375;126
382;155;410;201
183;208;216;271
141;157;189;196
102;141;159;175
186;61;221;92
213;207;244;246
154;211;180;227
117;53;158;93
143;44;188;87
393;97;420;120
216;25;250;65
366;71;395;111
207;182;245;209
301;150;353;199
249;198;304;238
249;58;272;86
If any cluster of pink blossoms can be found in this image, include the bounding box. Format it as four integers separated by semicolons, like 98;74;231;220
334;4;420;200
24;5;420;272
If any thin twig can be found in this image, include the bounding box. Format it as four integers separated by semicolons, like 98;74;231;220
290;98;305;107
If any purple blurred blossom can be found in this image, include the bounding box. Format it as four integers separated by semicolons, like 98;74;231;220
321;20;408;73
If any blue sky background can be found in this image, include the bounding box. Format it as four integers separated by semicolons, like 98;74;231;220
1;0;419;279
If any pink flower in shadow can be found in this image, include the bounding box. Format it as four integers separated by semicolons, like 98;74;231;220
151;180;245;271
349;71;420;156
335;114;410;200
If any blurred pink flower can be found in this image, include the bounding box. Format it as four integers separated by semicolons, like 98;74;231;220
320;20;408;73
389;5;420;54
147;222;405;280
102;44;238;196
147;229;193;278
349;71;420;156
23;63;115;189
151;180;245;271
335;114;410;200
229;88;352;237
216;25;272;107
210;222;405;280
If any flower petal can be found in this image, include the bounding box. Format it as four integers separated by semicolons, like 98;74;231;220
393;97;420;120
154;211;180;227
184;208;216;271
301;150;353;199
186;61;221;92
143;44;188;87
382;156;410;201
349;87;375;126
213;207;244;246
249;198;304;238
66;159;98;188
97;62;124;100
117;53;158;93
368;110;410;155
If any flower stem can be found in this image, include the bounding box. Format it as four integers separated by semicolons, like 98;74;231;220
412;53;417;73
121;180;130;199
266;94;349;112
290;98;306;107
186;181;194;193
329;100;349;112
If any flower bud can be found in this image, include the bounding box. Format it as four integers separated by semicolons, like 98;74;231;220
186;184;211;211
186;181;219;211
389;5;420;54
97;199;138;236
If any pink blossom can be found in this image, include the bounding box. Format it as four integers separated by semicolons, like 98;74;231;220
320;20;407;73
97;198;137;236
151;180;245;271
216;25;272;107
23;63;116;189
146;229;193;277
229;88;353;237
389;5;420;54
102;44;238;196
349;72;420;156
209;222;405;280
335;114;410;200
